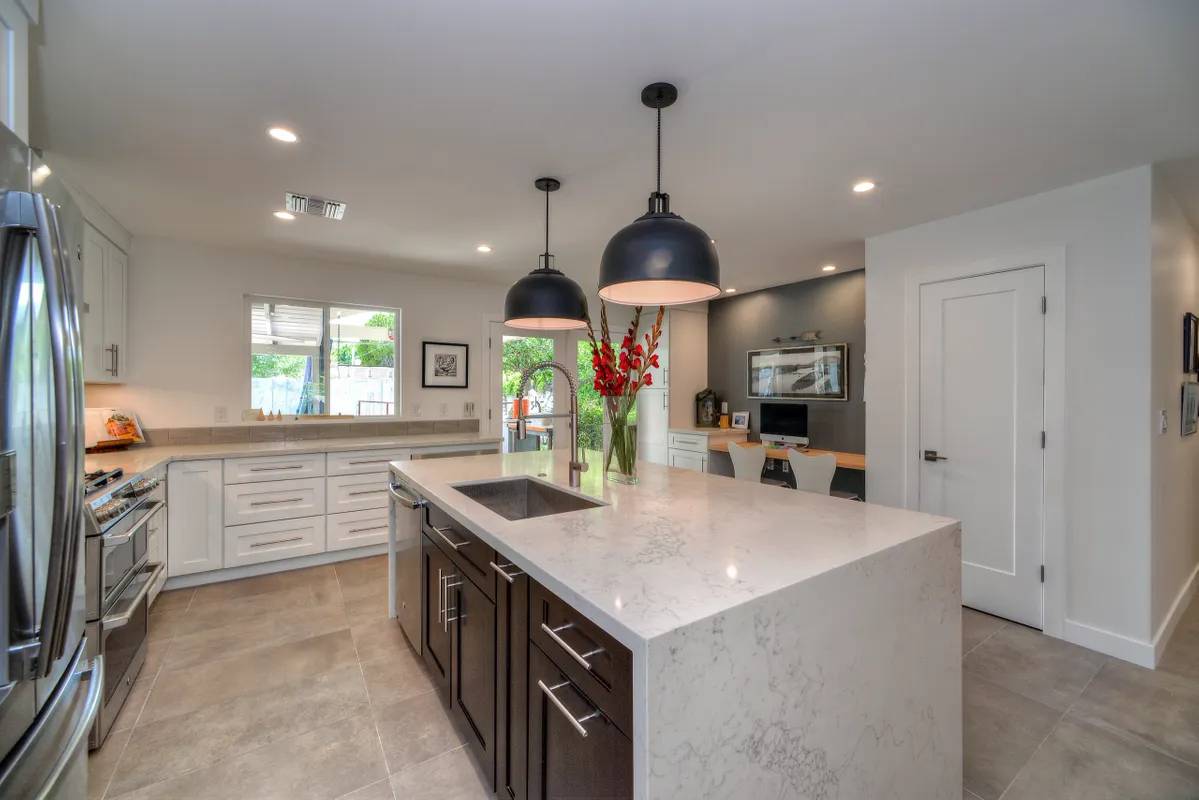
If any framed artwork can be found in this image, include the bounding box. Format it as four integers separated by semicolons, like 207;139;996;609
1183;382;1199;437
421;341;469;388
731;411;750;430
1185;313;1199;373
747;343;848;401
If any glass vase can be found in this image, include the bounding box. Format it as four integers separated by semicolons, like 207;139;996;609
604;405;638;485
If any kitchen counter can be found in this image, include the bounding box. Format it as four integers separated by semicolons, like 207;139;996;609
85;431;502;476
392;450;962;798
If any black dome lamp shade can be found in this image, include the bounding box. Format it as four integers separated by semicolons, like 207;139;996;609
504;177;589;330
598;82;720;306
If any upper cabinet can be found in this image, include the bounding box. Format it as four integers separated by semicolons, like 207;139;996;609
81;222;128;383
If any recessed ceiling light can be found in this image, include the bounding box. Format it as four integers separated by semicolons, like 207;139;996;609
268;127;299;143
476;244;492;253
273;210;295;220
724;287;737;294
852;180;876;193
822;264;837;272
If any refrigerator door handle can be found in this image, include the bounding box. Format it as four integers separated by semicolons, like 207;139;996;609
32;195;84;677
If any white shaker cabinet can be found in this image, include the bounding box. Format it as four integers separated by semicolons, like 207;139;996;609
167;460;223;576
81;222;128;383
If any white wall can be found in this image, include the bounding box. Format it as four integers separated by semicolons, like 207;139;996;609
1149;168;1199;650
86;237;509;428
865;167;1155;655
667;306;708;428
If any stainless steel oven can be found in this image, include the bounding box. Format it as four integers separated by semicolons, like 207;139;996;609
82;473;164;748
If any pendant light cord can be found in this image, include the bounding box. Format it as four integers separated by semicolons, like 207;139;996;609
544;186;550;259
656;105;662;195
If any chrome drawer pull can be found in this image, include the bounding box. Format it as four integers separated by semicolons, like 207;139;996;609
432;525;469;550
348;458;391;465
541;623;603;671
101;501;163;548
437;569;445;623
443;577;462;631
248;464;305;472
249;536;304;549
489;561;523;583
347;525;387;534
538;680;601;738
249;497;305;506
347;488;386;496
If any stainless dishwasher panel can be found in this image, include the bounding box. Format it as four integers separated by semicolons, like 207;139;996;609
388;478;424;654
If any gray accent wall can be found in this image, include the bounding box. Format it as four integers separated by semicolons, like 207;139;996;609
707;269;865;453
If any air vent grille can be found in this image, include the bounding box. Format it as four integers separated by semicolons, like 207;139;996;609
285;192;347;220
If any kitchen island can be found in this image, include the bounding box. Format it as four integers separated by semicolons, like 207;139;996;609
390;450;961;800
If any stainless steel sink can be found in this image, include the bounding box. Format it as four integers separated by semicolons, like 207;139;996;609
451;477;604;521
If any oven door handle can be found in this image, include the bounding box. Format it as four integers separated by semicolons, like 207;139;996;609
101;501;163;549
101;562;163;630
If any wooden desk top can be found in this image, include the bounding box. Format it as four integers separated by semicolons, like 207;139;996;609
709;441;866;471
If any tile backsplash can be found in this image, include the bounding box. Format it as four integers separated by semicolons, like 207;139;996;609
141;418;480;446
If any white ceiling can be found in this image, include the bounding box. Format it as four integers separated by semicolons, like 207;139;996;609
30;0;1199;293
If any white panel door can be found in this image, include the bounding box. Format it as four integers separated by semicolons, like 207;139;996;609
167;460;224;576
918;266;1045;627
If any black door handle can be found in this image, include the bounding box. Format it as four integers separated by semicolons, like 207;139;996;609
923;450;948;462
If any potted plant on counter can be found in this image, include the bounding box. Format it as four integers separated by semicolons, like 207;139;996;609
586;300;664;484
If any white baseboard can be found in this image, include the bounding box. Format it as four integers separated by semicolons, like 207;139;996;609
1061;618;1155;669
163;543;388;590
1152;562;1199;665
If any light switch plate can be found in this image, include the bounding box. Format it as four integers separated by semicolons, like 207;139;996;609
214;406;228;423
1160;409;1169;434
464;401;475;417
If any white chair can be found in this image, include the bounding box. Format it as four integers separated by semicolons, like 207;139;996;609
787;450;837;494
728;442;767;482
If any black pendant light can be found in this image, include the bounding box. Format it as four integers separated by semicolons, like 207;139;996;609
504;177;589;330
598;82;720;305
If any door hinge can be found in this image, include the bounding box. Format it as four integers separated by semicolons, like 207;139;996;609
1040;565;1045;583
1040;431;1046;448
1041;296;1047;314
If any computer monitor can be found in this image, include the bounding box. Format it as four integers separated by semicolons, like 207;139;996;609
760;402;809;446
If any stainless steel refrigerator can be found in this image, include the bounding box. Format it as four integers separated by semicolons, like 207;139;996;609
0;122;101;797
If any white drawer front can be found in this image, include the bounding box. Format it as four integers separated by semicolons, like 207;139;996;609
326;449;410;476
326;472;391;514
224;453;325;484
669;448;708;473
224;516;324;567
326;507;390;552
668;432;709;453
224;477;326;526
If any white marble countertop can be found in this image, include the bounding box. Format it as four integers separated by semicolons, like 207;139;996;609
393;449;956;649
85;432;502;476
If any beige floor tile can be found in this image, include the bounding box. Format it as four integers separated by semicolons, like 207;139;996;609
189;564;338;606
388;746;490;800
149;588;194;613
172;584;330;637
351;618;413;664
961;607;1006;656
1068;658;1199;767
336;778;395;800
335;555;388;585
343;586;391;626
1002;716;1199;800
112;714;388;800
164;602;349;670
963;623;1107;710
1159;624;1199;683
109;672;154;734
87;726;131;800
360;649;437;707
107;664;369;798
140;639;171;678
962;672;1060;799
139;629;358;725
146;606;187;642
372;691;466;774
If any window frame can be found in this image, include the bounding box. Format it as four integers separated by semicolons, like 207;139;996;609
245;294;403;419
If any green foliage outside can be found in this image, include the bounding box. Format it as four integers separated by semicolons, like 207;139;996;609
501;336;555;398
576;341;604;451
354;313;395;367
251;353;307;379
333;344;354;366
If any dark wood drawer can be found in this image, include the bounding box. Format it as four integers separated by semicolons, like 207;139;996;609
425;502;496;600
530;580;632;738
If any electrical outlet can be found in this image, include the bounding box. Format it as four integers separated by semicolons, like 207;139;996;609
1160;409;1169;435
214;406;228;423
464;401;475;417
781;460;790;474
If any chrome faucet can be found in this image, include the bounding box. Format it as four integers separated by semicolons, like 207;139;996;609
516;360;588;488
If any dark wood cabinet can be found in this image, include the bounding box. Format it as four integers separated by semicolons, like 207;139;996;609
527;643;633;800
495;561;529;800
420;534;452;693
448;563;496;786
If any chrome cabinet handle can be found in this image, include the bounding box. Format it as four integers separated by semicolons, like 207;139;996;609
348;458;391;465
101;501;163;548
432;525;469;550
248;464;304;472
347;525;387;534
347;488;386;496
249;496;305;506
490;561;523;583
388;483;424;509
538;680;601;738
437;568;445;623
540;623;603;671
443;577;462;631
102;563;164;629
249;536;303;549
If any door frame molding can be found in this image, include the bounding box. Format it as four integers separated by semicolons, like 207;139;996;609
902;247;1065;637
